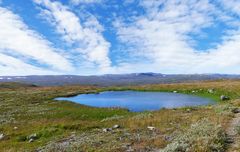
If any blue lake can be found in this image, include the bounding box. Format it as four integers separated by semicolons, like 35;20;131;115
55;91;215;112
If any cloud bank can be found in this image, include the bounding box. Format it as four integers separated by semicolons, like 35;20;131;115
114;0;240;74
0;6;73;75
0;0;240;75
34;0;112;73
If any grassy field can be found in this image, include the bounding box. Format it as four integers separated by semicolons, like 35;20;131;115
0;80;240;151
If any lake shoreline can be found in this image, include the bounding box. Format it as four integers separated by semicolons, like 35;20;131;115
55;90;216;112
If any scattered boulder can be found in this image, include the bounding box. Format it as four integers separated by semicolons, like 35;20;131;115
147;126;155;131
29;138;34;143
220;95;230;101
208;89;214;94
126;148;134;152
103;128;112;132
103;125;120;132
164;135;172;141
232;108;240;114
27;133;38;142
0;134;5;140
113;124;120;129
28;133;37;140
14;126;18;130
103;128;108;132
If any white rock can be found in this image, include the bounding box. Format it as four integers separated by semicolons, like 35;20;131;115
113;125;120;129
14;126;18;130
0;134;5;140
28;133;37;140
173;91;178;93
103;128;112;132
220;95;229;101
208;89;214;94
147;126;155;131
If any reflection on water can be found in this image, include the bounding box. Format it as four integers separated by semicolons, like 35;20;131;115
55;91;215;112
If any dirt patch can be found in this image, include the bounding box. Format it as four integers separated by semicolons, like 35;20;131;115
226;111;240;151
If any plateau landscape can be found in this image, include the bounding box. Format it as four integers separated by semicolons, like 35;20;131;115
1;0;240;152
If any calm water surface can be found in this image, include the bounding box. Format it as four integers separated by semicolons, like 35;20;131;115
55;91;215;112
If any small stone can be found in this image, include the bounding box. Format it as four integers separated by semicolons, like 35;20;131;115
103;128;108;132
0;134;5;140
232;108;240;113
186;108;191;112
14;126;18;130
126;148;134;152
28;133;38;140
103;128;112;132
208;89;214;94
29;138;34;143
164;135;171;141
220;95;230;101
147;126;155;131
113;124;120;129
173;91;178;93
192;90;196;93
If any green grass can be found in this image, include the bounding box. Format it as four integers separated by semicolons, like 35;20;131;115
106;86;221;101
0;80;240;151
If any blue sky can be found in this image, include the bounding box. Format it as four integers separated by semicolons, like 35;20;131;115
0;0;240;76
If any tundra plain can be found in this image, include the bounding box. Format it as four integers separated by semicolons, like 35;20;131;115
0;80;240;151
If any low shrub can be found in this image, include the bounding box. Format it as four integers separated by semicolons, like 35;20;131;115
160;119;227;152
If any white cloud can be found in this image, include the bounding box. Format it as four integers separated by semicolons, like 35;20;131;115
0;7;73;73
113;0;240;74
34;0;112;72
0;53;59;76
219;0;240;16
1;0;240;75
70;0;102;5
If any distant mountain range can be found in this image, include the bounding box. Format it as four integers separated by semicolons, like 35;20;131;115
0;73;240;86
